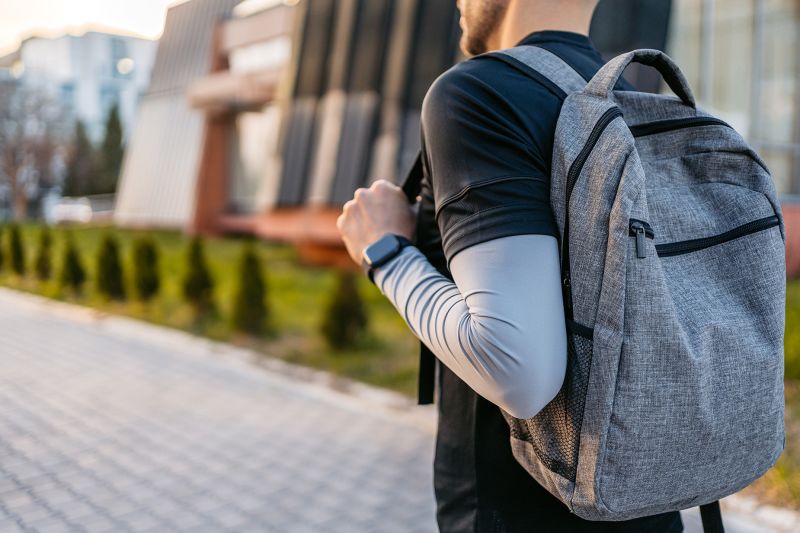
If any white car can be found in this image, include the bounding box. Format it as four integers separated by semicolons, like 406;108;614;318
50;197;93;224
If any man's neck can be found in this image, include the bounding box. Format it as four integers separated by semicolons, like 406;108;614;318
489;1;595;51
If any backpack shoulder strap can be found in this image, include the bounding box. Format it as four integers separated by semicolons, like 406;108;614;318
494;45;588;96
700;500;725;533
401;151;423;203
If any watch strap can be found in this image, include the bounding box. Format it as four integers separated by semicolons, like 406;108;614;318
364;234;414;284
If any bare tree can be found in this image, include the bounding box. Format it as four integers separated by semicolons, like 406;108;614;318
0;80;71;220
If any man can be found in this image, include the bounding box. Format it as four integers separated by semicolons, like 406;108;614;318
336;1;684;531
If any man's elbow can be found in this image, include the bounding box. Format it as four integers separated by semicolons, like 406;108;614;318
498;354;567;420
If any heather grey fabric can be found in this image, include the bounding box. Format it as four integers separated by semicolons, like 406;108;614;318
499;45;587;94
495;46;787;521
584;49;696;108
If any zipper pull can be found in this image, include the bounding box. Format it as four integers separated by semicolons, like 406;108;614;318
635;226;646;258
630;221;647;258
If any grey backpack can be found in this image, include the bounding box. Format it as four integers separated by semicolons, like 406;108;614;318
490;46;787;525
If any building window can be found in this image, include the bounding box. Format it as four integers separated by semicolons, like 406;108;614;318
758;0;799;194
59;81;75;110
111;38;131;79
667;0;800;195
227;106;282;214
229;38;291;74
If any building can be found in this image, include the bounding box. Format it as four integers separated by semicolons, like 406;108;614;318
115;0;460;266
0;30;157;145
115;0;800;273
114;0;246;229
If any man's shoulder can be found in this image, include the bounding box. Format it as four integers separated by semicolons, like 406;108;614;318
422;48;563;119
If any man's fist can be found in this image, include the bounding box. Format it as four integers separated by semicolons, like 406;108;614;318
336;179;418;266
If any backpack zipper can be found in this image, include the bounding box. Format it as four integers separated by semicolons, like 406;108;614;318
566;107;624;199
561;107;623;319
655;215;780;258
628;219;655;258
628;215;780;259
629;116;732;138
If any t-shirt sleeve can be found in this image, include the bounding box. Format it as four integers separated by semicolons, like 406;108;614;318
420;59;561;271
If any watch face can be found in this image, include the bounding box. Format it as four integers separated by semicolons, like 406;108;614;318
363;234;401;266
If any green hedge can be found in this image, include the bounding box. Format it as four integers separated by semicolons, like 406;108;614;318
786;281;800;380
0;224;419;395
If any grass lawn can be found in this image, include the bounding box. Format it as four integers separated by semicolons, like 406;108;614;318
0;223;798;509
743;280;800;509
0;223;420;396
742;379;800;508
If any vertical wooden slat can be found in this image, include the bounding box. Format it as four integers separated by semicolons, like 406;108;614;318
368;0;420;184
329;0;396;204
276;0;337;206
304;0;360;206
396;0;460;174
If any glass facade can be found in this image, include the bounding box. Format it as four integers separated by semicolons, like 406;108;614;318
667;0;800;195
227;106;282;214
229;38;292;74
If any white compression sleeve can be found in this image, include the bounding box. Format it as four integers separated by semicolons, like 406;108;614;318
372;234;567;419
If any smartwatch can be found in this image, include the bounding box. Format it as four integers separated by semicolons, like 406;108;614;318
360;233;415;284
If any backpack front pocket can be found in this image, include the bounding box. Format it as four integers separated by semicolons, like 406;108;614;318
655;215;780;257
600;208;785;514
628;215;780;259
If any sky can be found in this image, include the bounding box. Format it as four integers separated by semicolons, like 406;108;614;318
0;0;187;55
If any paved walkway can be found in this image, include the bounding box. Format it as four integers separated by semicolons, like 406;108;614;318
0;288;797;533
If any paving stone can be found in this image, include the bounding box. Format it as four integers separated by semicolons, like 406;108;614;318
21;517;76;533
8;501;55;525
1;491;36;512
27;485;77;508
213;506;251;529
99;499;141;520
0;478;22;498
0;519;26;533
164;510;207;530
79;515;120;533
114;512;164;532
57;500;100;522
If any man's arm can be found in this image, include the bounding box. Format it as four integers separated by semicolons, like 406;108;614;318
373;234;567;420
337;57;569;418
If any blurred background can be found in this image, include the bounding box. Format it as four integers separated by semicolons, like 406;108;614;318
1;0;799;531
1;0;799;261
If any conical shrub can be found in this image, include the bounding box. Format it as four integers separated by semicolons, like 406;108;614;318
320;269;368;349
131;236;160;301
34;227;53;281
181;236;214;313
59;234;86;293
7;223;25;275
231;243;270;335
96;233;125;300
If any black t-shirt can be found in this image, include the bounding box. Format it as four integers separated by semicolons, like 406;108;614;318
415;30;684;532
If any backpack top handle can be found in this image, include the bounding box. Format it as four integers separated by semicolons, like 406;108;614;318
584;49;696;109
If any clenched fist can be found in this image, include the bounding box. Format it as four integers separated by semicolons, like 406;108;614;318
336;179;419;266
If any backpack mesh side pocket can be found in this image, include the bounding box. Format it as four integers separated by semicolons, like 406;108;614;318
505;321;593;481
